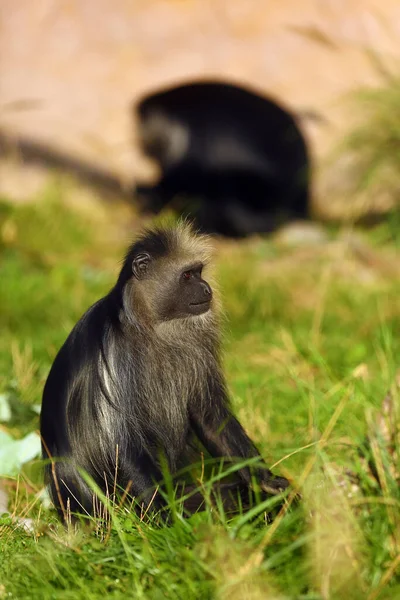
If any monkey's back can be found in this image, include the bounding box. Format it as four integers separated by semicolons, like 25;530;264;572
40;299;110;465
137;81;308;175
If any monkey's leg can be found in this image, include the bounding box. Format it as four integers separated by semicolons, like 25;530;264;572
136;164;190;214
290;185;310;220
46;462;95;521
177;480;260;516
190;401;289;495
135;183;168;213
118;453;177;516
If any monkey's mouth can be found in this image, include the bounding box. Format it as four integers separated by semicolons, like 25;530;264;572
189;300;211;307
189;300;211;315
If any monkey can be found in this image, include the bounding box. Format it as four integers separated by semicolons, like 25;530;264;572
40;222;289;521
134;80;310;238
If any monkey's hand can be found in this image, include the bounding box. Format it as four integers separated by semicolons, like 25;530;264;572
260;475;290;496
135;184;164;214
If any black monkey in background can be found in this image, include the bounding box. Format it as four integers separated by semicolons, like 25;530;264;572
41;223;289;520
134;81;310;238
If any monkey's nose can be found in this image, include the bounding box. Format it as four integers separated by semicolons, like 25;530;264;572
202;282;212;298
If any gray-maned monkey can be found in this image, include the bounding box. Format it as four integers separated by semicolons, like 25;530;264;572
40;222;289;520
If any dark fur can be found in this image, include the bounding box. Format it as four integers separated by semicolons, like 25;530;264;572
40;224;288;519
135;80;310;237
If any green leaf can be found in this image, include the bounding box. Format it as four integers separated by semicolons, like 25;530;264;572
0;393;12;422
0;430;41;476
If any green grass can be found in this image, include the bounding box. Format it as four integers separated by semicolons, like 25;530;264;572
0;194;399;599
345;75;400;197
332;74;400;221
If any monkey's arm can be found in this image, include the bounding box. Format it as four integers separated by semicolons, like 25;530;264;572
189;381;289;495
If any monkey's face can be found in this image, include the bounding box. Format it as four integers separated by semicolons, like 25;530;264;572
132;254;213;321
163;261;213;320
137;110;168;159
137;108;189;168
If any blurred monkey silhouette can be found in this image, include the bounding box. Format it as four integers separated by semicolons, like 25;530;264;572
135;81;310;237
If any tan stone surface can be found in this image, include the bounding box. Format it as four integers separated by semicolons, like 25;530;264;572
1;0;400;202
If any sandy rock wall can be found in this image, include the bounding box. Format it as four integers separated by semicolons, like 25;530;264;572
1;0;400;203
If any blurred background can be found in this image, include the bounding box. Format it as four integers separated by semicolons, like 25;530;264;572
1;3;400;599
1;0;400;219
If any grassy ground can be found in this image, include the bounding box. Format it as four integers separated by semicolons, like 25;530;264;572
0;192;399;599
321;74;400;223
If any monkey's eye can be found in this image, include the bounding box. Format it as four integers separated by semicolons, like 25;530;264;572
182;271;192;281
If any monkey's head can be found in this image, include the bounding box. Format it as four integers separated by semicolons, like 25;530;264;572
119;223;215;324
136;96;189;168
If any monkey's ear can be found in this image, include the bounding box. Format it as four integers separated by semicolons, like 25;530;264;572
132;253;151;279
